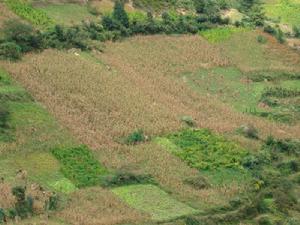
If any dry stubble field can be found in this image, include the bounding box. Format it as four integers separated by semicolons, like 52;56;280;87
1;31;300;224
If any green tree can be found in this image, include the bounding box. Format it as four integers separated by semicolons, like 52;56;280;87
0;42;22;60
113;0;129;28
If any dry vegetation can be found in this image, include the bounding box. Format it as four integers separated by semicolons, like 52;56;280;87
0;3;18;28
58;187;147;225
221;30;300;72
1;33;300;220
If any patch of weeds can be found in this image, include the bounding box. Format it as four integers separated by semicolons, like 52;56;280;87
122;129;146;145
184;175;211;189
247;71;300;82
0;105;14;142
48;178;77;194
0;91;32;102
52;145;107;188
261;87;300;99
236;124;259;139
166;129;249;170
100;170;156;188
257;35;268;44
264;136;300;155
181;115;196;127
248;109;293;124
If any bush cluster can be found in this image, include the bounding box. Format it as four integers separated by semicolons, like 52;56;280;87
0;185;58;223
0;0;229;60
52;145;107;188
100;170;155;188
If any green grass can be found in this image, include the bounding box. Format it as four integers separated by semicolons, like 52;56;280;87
37;3;97;25
52;145;107;188
112;184;199;221
199;27;249;43
0;68;77;193
265;0;300;26
161;129;249;170
180;67;300;123
5;0;54;28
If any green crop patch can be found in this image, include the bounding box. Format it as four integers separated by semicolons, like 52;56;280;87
52;145;107;188
5;0;54;27
112;184;199;221
162;129;249;170
199;27;249;43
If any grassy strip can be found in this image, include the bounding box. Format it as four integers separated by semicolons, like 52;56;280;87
5;0;54;27
163;129;249;170
113;184;199;221
52;145;107;188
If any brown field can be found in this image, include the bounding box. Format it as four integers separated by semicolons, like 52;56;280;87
1;33;300;221
58;187;147;225
0;3;18;28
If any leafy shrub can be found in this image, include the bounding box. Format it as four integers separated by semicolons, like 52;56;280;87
5;0;53;27
166;129;249;170
2;19;44;53
52;145;107;188
101;171;155;187
278;159;299;175
0;208;5;223
0;42;22;61
257;35;267;44
123;129;146;145
48;195;59;211
264;25;276;35
184;175;211;189
237;124;259;139
12;186;32;219
275;29;285;43
293;26;300;38
181;115;196;127
264;136;300;155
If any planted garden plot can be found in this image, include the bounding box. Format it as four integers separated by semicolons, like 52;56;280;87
112;184;199;221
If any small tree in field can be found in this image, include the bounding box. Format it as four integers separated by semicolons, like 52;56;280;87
113;0;129;28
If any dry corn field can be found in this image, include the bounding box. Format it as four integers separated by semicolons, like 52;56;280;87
1;33;300;224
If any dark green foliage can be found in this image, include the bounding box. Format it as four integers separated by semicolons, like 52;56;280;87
249;110;292;124
124;130;146;145
167;129;249;170
0;208;5;223
2;19;44;53
277;159;299;175
100;171;155;187
275;28;285;43
247;71;300;82
48;194;59;211
0;106;13;142
264;136;300;155
257;35;267;44
184;175;211;189
185;217;202;225
237;124;259;139
113;1;130;28
261;87;300;98
293;25;300;38
243;4;265;27
264;25;276;35
11;186;32;219
0;42;22;61
52;145;107;188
